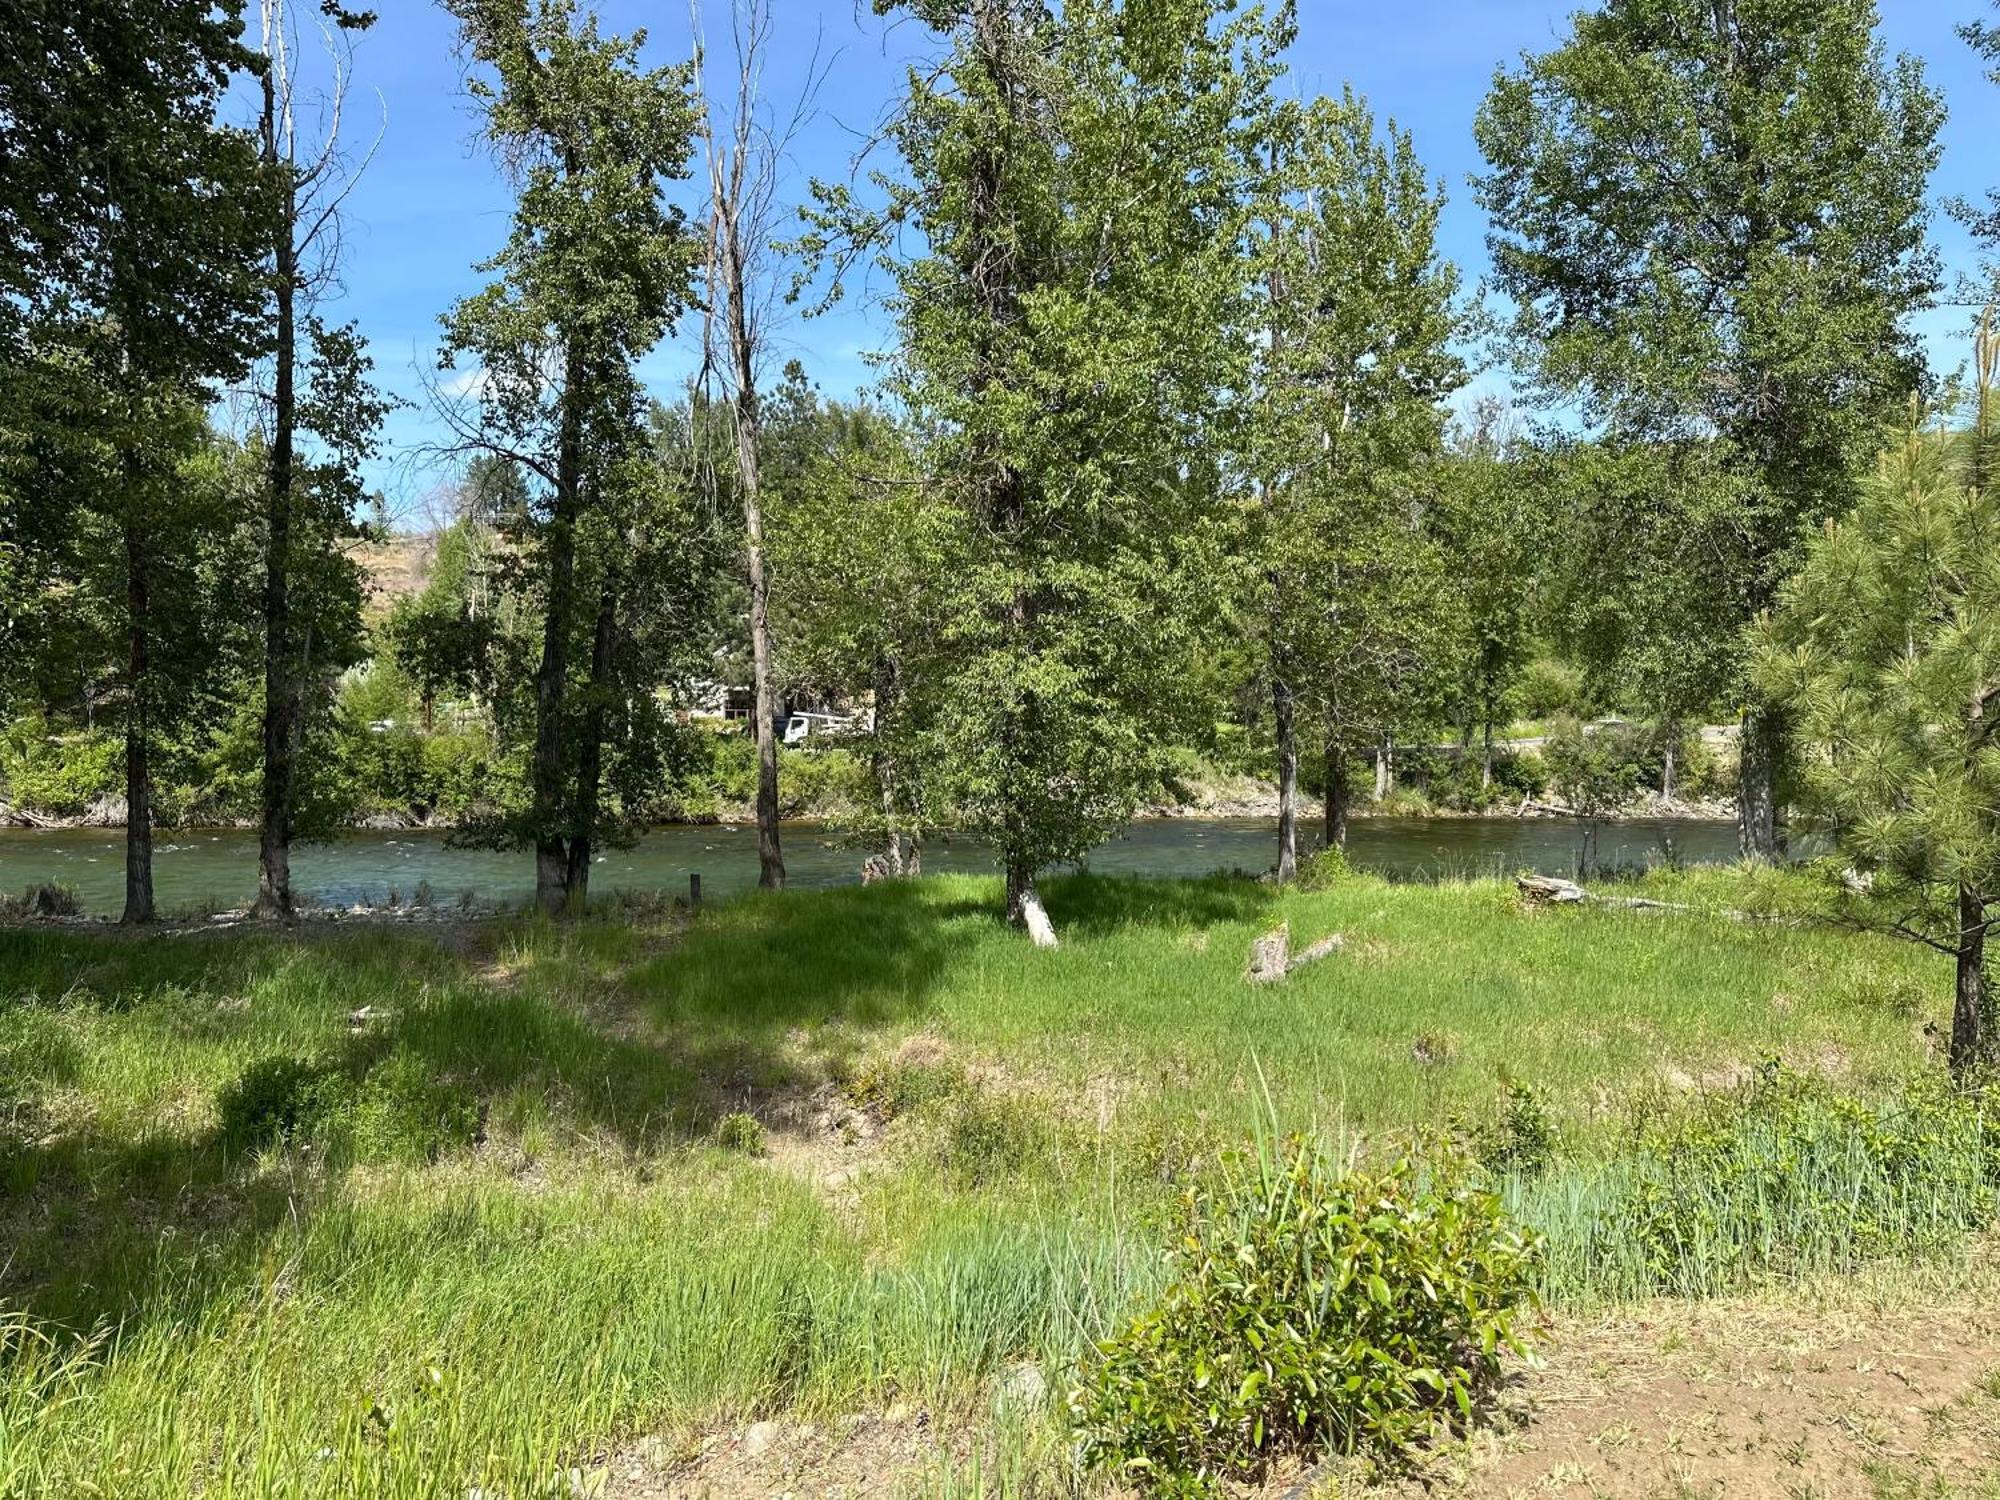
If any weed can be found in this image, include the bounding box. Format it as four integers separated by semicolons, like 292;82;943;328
715;1111;766;1155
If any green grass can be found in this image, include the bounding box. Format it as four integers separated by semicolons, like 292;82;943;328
0;869;1974;1496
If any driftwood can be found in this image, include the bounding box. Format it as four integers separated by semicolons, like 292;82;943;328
1515;874;1776;922
1246;922;1345;983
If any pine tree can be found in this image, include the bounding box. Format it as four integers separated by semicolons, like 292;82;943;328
1759;317;2000;1075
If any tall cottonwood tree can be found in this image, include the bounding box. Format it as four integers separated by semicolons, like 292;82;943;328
1248;90;1466;877
0;1;271;922
813;0;1275;943
440;0;701;915
1475;0;1944;859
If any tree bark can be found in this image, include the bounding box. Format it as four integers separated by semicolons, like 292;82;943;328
122;466;154;926
531;340;588;916
1737;705;1781;860
1953;885;1989;1077
708;121;785;892
256;78;299;919
1481;718;1494;791
564;571;617;912
1374;736;1394;801
1273;669;1298;881
1661;725;1679;805
1006;855;1057;948
872;651;904;876
1323;742;1350;852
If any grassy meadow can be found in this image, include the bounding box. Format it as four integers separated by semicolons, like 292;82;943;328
0;868;1991;1497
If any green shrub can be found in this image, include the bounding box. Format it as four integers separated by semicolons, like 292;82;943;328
714;1111;767;1155
1479;1084;1556;1177
1294;846;1350;891
218;1049;478;1163
1072;1138;1542;1494
0;723;122;818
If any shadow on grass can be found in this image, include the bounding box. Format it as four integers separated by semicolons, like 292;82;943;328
0;871;1275;1338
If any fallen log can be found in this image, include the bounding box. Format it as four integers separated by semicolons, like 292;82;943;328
1246;922;1345;983
1515;875;1771;922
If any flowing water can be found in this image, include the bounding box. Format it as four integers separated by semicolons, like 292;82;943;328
0;815;1747;916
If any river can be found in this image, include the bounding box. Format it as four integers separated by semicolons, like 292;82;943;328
0;816;1746;916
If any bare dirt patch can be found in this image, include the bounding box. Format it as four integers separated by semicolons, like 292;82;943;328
605;1409;970;1499
1361;1292;2000;1499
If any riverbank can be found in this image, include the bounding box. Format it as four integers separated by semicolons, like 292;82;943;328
1;869;1989;1496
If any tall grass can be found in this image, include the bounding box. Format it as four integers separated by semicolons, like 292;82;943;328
0;870;1979;1495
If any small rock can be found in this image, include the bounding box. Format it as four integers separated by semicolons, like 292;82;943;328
742;1419;782;1457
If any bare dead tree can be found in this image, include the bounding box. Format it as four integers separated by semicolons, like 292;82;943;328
253;0;382;918
691;0;827;893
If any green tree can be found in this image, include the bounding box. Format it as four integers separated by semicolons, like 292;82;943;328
439;0;702;914
1475;0;1944;860
1543;714;1645;876
1759;324;2000;1076
0;0;272;921
1249;89;1468;875
811;0;1276;942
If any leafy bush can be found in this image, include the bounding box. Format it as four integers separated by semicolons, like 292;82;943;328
1515;657;1590;720
217;1056;336;1150
1294;846;1351;890
1072;1138;1542;1494
0;723;122;818
1479;1084;1556;1177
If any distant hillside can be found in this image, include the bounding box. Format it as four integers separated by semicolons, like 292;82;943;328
353;533;436;617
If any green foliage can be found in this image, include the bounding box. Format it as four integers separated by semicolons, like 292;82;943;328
1294;846;1351;892
1072;1137;1541;1493
713;1111;765;1155
1759;374;2000;1067
1479;1084;1557;1178
1514;658;1589;722
0;722;121;818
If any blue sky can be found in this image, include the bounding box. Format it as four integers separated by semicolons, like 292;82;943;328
282;1;2000;515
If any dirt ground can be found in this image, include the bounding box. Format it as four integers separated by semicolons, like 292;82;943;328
599;1272;2000;1500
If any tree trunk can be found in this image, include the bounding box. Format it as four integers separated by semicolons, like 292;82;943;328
872;652;904;876
256;94;299;919
122;458;154;926
712;150;785;892
1374;737;1393;801
1737;705;1781;860
531;343;588;917
1953;885;1989;1077
1006;855;1057;949
1323;742;1350;852
1481;718;1494;791
1273;670;1298;881
1661;725;1678;805
564;574;617;912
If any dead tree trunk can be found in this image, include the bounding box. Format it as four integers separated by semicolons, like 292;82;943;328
872;652;904;875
